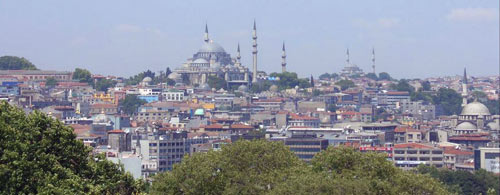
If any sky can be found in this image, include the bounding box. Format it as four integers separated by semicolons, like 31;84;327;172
0;0;498;79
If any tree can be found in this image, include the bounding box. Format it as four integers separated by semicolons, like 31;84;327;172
151;140;303;194
95;79;117;92
335;79;355;91
390;79;415;94
0;102;144;194
72;68;93;85
366;72;378;80
416;165;499;194
250;80;272;93
309;147;449;194
421;81;431;91
0;56;38;70
119;95;146;115
433;88;462;115
207;75;227;90
319;73;331;80
45;77;58;88
166;67;172;77
378;72;392;80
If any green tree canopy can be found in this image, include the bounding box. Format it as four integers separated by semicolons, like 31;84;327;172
151;140;303;194
95;79;117;92
0;102;144;194
0;56;38;70
433;88;462;115
421;80;431;91
416;165;499;194
366;72;378;80
45;77;58;88
151;141;450;195
390;79;415;94
378;72;392;80
72;68;93;85
335;79;355;91
269;72;311;90
119;94;147;115
207;75;227;90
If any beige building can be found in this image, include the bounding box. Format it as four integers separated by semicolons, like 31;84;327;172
393;143;444;170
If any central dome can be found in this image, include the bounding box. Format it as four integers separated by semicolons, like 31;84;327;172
455;122;477;130
461;101;490;116
198;42;226;53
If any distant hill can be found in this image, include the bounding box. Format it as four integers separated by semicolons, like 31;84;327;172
0;56;38;70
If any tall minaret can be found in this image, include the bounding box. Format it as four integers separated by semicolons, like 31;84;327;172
281;41;287;73
346;48;350;65
371;47;376;74
204;23;209;43
252;20;258;83
461;67;468;107
235;43;241;66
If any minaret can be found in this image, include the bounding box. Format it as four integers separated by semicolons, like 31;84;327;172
204;23;209;43
461;67;468;107
346;48;350;65
236;43;241;66
252;20;258;83
371;47;376;74
281;41;287;73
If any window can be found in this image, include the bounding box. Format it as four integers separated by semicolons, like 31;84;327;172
432;150;442;154
432;157;442;161
394;150;405;154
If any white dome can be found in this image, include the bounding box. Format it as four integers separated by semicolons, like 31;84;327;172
487;122;499;130
199;83;210;90
94;113;109;123
237;85;248;92
198;42;225;53
193;58;209;64
455;122;477;130
168;72;181;80
461;101;490;116
142;77;152;82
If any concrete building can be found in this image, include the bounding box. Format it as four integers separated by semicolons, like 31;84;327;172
284;134;329;162
393;143;444;170
474;147;500;173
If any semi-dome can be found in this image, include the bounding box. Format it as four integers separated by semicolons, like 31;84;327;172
168;72;181;80
455;122;477;130
461;101;490;116
193;58;209;64
487;122;499;130
198;42;226;53
237;85;248;92
199;83;210;90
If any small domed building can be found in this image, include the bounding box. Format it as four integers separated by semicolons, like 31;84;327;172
452;68;499;135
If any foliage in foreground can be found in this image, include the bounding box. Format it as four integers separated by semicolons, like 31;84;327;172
151;140;450;195
0;102;144;194
416;165;499;195
0;56;38;70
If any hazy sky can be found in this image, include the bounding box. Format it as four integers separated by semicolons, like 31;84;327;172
0;0;498;78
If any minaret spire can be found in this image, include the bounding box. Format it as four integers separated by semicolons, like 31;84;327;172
204;22;209;43
252;19;258;83
281;41;287;73
346;48;350;65
461;67;468;107
372;47;376;74
236;42;241;66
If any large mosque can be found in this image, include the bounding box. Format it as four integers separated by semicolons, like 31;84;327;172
451;68;500;135
170;22;268;88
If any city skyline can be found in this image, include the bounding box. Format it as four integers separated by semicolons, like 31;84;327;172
0;0;498;78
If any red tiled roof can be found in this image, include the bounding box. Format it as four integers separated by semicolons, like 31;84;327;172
289;113;318;120
444;149;473;155
386;91;410;95
204;123;224;129
449;136;490;141
230;124;254;129
92;103;117;108
108;129;124;133
394;143;434;149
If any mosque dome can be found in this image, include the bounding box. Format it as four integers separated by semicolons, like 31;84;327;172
455;122;477;130
237;85;248;92
320;116;331;124
168;72;181;80
460;101;490;116
199;83;210;90
142;77;152;83
198;42;226;53
94;113;109;123
269;85;279;92
194;108;205;116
